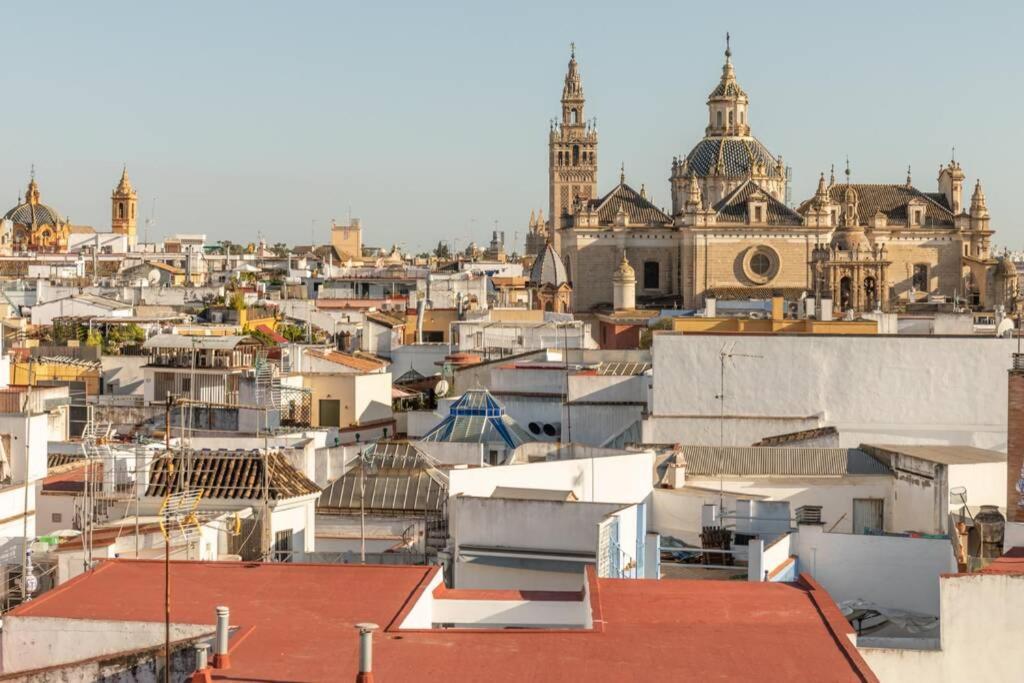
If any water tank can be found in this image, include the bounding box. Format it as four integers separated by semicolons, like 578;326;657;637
968;505;1005;561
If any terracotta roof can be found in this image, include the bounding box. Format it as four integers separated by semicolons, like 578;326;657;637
255;324;287;344
307;349;387;372
366;311;405;328
42;460;100;493
145;449;320;500
713;179;803;226
980;547;1024;575
593;182;672;226
4;561;878;682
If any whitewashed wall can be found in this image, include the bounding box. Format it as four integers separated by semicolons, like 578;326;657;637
648;334;1017;449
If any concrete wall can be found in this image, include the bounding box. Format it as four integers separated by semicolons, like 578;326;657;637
448;450;654;505
860;573;1024;683
1;617;212;674
100;355;148;396
412;440;484;467
648;334;1017;449
794;524;955;617
390;344;447;378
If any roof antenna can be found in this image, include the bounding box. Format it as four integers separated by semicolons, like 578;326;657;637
620;162;625;185
725;32;731;59
844;156;851;185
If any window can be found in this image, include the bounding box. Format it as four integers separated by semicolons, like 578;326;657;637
739;111;744;124
912;264;928;292
853;498;884;534
572;145;580;165
273;530;293;562
318;399;341;427
753;205;763;223
728;110;734;126
643;261;660;289
118;202;125;220
716;111;723;127
51;513;62;524
488;450;500;466
750;252;771;277
422;331;444;343
570;108;578;125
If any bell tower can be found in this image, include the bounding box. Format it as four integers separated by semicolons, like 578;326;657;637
111;165;138;249
549;43;598;235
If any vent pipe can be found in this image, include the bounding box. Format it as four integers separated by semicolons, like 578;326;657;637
213;606;231;669
190;644;213;683
355;622;379;682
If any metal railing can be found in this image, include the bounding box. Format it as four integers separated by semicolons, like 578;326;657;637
1013;353;1024;372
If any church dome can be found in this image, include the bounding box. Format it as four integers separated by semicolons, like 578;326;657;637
5;176;66;227
997;255;1018;278
529;242;568;286
3;202;64;226
681;137;782;179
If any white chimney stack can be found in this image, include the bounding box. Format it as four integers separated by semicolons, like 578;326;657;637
213;605;231;669
355;622;379;683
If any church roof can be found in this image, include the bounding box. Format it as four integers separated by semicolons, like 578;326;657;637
593;182;672;226
4;201;65;227
713;180;803;226
682;137;782;179
530;242;568;286
797;184;956;227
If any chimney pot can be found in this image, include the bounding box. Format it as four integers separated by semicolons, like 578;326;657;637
355;622;379;682
213;605;231;669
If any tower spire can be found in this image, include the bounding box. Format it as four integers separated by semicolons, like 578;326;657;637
725;32;731;61
620;162;625;185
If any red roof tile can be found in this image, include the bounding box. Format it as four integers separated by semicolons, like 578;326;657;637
980;546;1024;575
7;560;877;682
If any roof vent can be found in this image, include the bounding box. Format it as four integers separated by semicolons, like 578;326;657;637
794;505;824;526
355;622;379;683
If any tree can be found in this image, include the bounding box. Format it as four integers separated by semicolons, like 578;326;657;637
85;328;103;348
228;292;246;312
433;241;450;259
280;323;305;343
271;242;289;257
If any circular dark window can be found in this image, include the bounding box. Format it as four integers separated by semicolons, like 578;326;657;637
528;422;542;435
750;252;771;277
542;424;557;437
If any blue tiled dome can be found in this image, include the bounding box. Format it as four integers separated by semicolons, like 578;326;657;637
682;137;782;179
4;202;64;226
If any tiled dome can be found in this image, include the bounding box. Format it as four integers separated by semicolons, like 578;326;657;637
682;137;782;179
4;201;65;226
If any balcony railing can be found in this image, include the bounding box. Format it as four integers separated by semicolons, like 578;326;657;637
1013;353;1024;372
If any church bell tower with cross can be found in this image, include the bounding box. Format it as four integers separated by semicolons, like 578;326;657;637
549;43;598;237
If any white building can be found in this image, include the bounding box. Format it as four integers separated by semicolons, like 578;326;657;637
30;294;132;327
645;333;1019;449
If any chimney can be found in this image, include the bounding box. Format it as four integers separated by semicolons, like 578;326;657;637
213;606;231;669
1008;354;1024;522
704;297;716;318
190;644;213;683
663;445;686;489
355;622;379;683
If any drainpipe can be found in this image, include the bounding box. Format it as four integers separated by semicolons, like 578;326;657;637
213;605;231;669
355;622;379;682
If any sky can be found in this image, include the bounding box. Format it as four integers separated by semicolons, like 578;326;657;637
2;1;1022;253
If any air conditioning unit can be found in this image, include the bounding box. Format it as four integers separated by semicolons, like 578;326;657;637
794;505;823;526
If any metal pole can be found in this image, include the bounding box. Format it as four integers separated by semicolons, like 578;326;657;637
360;445;366;564
164;524;170;683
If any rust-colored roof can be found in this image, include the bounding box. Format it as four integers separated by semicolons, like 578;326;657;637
42;460;100;493
980;547;1024;575
5;561;878;682
307;349;387;372
255;324;287;344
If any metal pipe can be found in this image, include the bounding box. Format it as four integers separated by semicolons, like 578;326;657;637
195;643;209;671
355;623;379;682
213;606;231;668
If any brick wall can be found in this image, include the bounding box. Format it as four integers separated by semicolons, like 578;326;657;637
1009;360;1024;521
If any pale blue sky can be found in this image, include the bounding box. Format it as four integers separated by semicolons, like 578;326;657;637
2;1;1021;252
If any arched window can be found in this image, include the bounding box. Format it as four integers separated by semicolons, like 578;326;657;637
131;204;135;219
840;276;853;311
912;264;929;293
558;151;563;165
570;109;578;125
728;110;734;126
716;111;723;127
572;145;580;165
118;202;125;220
864;276;877;310
739;111;744;124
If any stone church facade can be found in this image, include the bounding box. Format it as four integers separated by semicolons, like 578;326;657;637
541;41;1017;315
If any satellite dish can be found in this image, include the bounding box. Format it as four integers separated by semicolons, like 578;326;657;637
434;379;449;397
147;268;162;287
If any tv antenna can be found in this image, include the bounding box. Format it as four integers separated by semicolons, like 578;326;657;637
715;342;762;517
